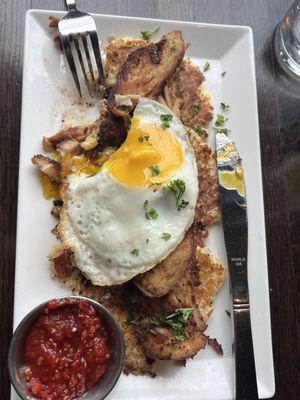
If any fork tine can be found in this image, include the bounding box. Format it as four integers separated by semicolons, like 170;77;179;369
60;34;82;97
81;35;96;89
73;34;92;96
89;31;105;86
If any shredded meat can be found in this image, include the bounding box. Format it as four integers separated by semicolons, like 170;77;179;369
31;154;61;183
126;281;207;361
207;337;224;355
43;125;96;150
43;101;127;156
104;38;147;87
134;227;194;298
108;31;185;117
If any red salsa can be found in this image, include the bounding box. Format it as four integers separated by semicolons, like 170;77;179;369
23;298;110;400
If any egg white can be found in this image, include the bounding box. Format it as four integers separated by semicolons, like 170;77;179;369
60;98;199;286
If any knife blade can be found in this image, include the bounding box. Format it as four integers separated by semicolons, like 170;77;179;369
216;132;258;400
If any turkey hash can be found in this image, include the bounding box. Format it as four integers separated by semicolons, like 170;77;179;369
31;19;225;376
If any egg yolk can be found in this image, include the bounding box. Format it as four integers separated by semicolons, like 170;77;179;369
60;153;105;178
104;116;183;187
219;169;245;197
40;175;61;200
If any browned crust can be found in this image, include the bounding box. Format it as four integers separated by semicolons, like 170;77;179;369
140;316;207;361
193;247;226;321
49;242;224;369
188;129;221;226
127;243;225;362
164;59;213;135
108;31;185;116
134;227;194;298
207;337;223;355
104;38;147;88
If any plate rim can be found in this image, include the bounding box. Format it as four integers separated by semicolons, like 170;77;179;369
13;9;275;399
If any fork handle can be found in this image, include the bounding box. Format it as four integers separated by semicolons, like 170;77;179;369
65;0;77;11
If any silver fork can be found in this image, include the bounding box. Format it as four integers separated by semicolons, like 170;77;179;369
58;0;105;97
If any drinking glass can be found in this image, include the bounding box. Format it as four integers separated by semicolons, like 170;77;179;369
274;0;300;80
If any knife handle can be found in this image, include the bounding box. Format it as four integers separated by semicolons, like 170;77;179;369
233;304;259;400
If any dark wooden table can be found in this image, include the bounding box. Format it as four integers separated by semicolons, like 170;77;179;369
1;1;299;399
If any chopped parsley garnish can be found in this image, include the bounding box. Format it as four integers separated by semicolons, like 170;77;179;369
214;127;230;135
178;199;189;210
171;44;177;51
194;127;202;134
164;179;189;210
140;27;160;41
128;308;194;342
161;232;171;241
146;238;149;243
160;114;173;129
221;71;226;77
192;103;200;117
144;200;159;220
225;309;231;317
148;208;158;219
131;248;139;256
149;165;160;176
215;114;227;127
220;102;229;111
120;44;133;49
138;135;150;142
204;62;210;72
150;308;194;341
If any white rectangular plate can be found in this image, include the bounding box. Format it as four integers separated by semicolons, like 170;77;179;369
12;10;275;400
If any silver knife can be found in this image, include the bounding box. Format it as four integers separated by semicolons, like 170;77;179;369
216;132;259;400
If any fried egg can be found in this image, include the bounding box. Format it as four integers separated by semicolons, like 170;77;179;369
60;98;199;286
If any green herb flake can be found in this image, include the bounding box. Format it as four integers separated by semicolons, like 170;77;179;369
214;127;230;136
138;135;150;143
215;114;227;127
146;238;150;243
144;200;159;220
148;208;158;219
164;179;189;210
160;114;173;129
225;309;231;317
126;314;142;325
161;232;171;241
192;104;200;117
171;44;177;51
120;44;133;49
178;199;189;210
149;165;160;176
136;308;195;343
131;248;139;256
194;127;202;134
221;71;226;77
162;308;194;341
204;62;210;72
220;102;230;112
174;308;194;322
140;27;160;41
